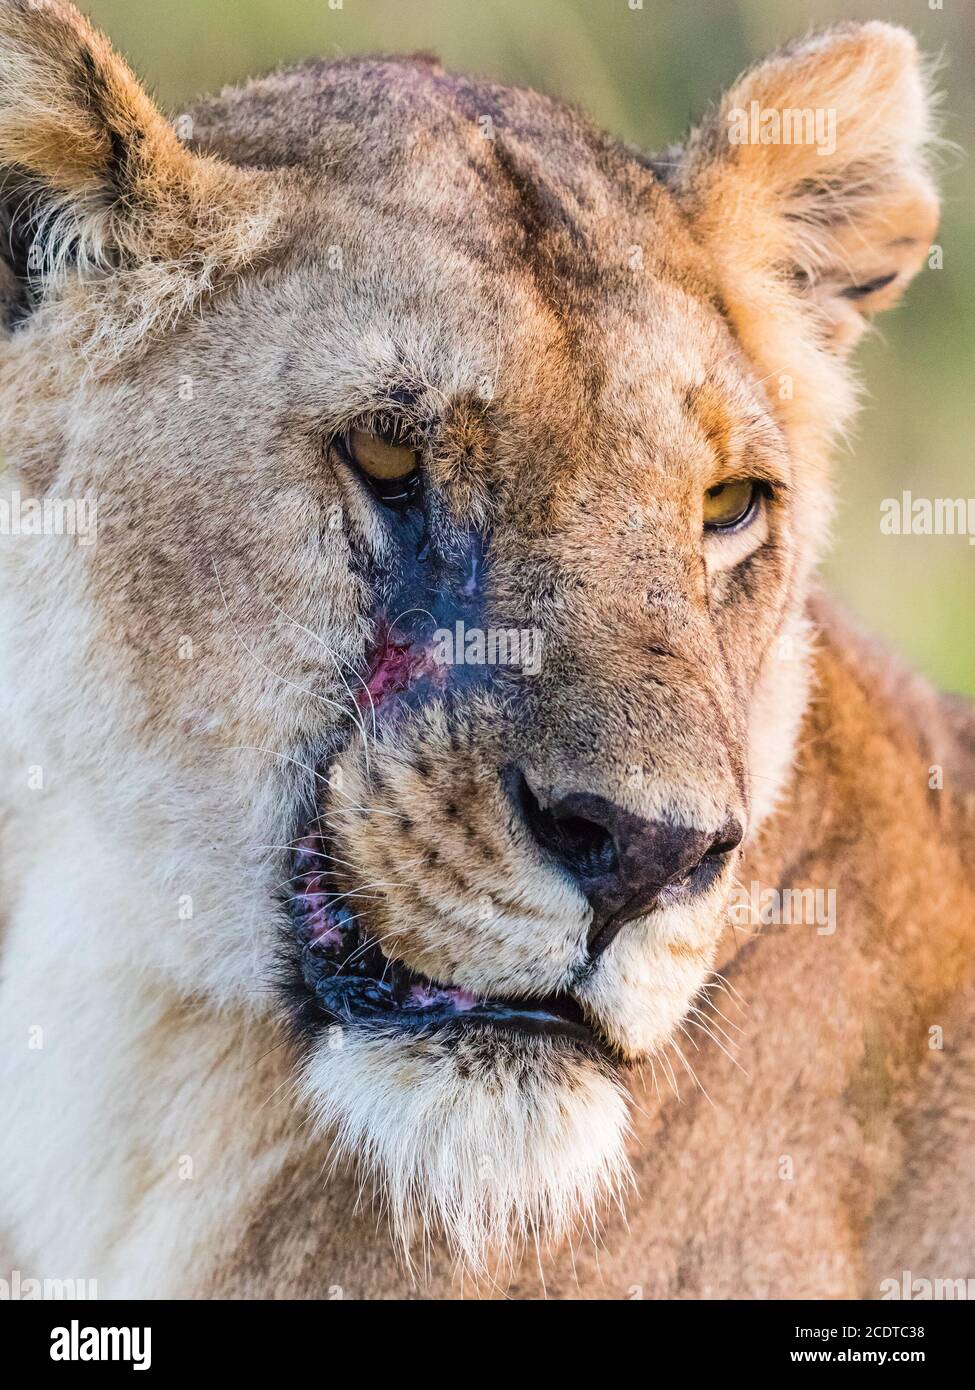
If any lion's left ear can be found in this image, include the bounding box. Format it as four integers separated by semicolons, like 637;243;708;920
669;22;939;357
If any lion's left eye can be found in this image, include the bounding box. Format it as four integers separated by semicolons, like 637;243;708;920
703;479;760;532
337;427;422;506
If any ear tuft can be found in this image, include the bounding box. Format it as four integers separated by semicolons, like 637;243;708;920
0;0;277;337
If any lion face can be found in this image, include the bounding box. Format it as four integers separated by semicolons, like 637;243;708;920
279;240;782;1264
0;5;936;1270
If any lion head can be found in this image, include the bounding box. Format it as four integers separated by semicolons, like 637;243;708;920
0;2;937;1271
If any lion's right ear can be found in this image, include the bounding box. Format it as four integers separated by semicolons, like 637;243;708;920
0;0;275;332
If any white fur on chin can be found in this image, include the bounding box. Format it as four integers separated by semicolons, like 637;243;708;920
300;1025;632;1275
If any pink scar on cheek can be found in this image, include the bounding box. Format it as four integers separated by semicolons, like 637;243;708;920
358;622;446;710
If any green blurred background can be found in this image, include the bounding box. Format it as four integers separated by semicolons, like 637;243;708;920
86;0;974;695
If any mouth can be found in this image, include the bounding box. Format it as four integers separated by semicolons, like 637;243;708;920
286;822;602;1050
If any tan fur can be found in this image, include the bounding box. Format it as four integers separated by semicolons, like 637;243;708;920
0;4;971;1297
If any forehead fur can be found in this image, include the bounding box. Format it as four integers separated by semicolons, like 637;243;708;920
180;55;772;525
190;56;725;322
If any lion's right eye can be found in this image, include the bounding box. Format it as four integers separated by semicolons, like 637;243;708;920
337;427;422;506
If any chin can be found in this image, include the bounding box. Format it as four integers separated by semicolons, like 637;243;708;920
299;1022;632;1275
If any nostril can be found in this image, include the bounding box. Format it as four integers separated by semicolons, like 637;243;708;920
509;769;744;956
548;812;618;880
704;817;745;862
514;773;619;881
706;839;738;860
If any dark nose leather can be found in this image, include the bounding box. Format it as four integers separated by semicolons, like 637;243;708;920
512;775;743;958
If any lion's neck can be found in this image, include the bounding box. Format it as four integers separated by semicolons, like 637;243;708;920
741;594;975;1018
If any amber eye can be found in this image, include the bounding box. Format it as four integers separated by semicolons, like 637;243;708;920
338;427;421;505
703;479;760;532
346;428;418;481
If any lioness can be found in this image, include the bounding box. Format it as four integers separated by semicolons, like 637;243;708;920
0;0;972;1300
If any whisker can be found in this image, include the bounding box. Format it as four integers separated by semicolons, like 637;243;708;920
210;557;359;727
265;595;378;777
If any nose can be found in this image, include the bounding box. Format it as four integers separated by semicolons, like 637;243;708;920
511;773;743;957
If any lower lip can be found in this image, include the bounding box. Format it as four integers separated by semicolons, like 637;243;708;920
305;955;598;1047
